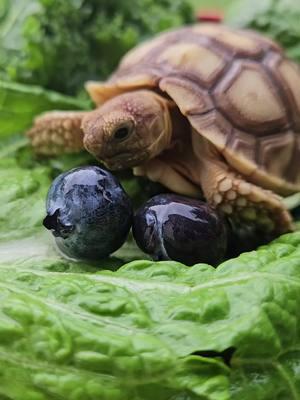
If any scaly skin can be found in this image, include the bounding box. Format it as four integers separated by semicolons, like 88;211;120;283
26;111;88;155
206;165;293;234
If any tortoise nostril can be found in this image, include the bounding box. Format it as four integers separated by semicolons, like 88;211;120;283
83;134;102;154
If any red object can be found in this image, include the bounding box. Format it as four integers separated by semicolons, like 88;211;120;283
196;9;224;23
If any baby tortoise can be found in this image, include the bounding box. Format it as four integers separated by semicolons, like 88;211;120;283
27;24;300;234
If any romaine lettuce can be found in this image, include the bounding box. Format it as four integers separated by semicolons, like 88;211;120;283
0;158;300;399
0;229;300;399
0;80;89;138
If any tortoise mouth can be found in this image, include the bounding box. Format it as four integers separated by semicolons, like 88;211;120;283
101;150;150;170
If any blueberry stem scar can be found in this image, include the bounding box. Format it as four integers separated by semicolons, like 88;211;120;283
43;209;73;238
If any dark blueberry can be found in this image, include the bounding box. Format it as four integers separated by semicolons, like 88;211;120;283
225;219;275;258
43;166;133;260
133;194;227;266
292;206;300;220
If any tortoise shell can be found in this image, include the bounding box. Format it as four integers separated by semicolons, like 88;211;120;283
86;24;300;194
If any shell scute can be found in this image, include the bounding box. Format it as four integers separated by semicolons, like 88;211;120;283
192;24;264;57
188;110;232;151
119;36;165;69
157;42;227;86
258;131;295;178
263;53;300;129
213;60;287;134
224;129;257;175
277;60;300;125
280;134;300;185
159;77;214;116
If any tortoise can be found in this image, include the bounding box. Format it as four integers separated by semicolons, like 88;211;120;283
27;23;300;234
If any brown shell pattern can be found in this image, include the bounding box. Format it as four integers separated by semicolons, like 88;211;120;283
107;24;300;191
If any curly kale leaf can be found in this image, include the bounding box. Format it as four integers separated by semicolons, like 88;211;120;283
0;0;193;95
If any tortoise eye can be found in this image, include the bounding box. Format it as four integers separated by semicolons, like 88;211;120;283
114;127;130;140
113;124;133;141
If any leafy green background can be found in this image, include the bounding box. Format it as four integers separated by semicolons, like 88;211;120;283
0;81;90;137
0;0;193;95
1;0;300;398
226;0;300;63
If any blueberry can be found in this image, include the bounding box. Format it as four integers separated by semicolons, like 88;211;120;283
133;194;227;266
292;206;300;220
225;219;275;258
43;166;133;260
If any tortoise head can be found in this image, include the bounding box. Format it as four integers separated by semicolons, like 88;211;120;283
82;90;172;170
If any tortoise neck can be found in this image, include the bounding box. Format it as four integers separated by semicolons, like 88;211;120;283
169;106;191;143
146;92;173;157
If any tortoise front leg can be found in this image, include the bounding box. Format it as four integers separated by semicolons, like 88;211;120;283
133;158;202;197
26;111;89;155
199;157;294;234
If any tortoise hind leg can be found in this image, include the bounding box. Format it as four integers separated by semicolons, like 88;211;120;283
26;111;89;155
199;157;294;234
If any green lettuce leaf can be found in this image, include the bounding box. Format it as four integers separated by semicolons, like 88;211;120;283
0;80;89;138
0;157;51;241
0;231;300;399
1;153;300;399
